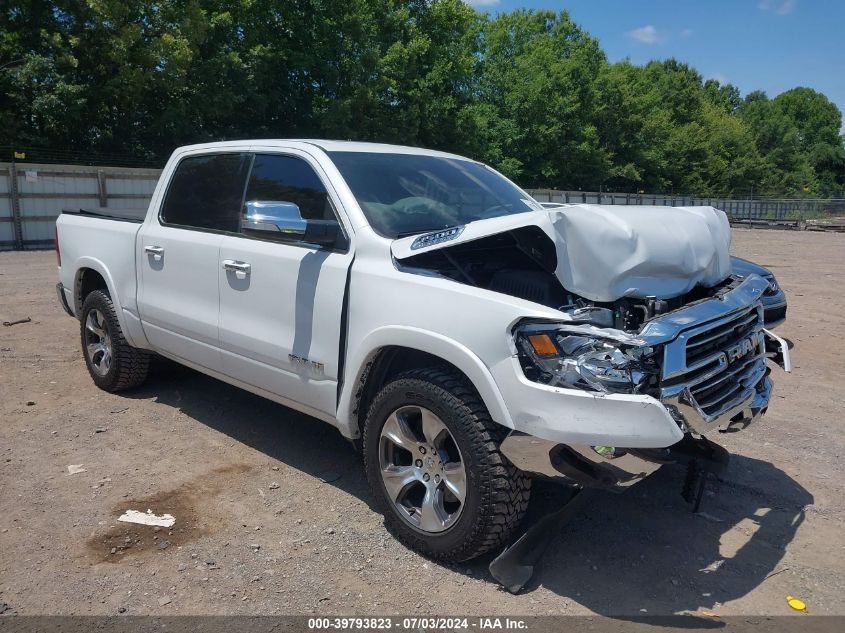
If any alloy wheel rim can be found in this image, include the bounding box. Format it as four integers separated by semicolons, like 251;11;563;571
85;309;113;376
378;406;466;533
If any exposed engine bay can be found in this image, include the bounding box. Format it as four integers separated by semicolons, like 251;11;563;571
392;204;750;398
398;225;738;334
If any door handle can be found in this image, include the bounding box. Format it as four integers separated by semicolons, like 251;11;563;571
222;259;251;275
144;245;164;260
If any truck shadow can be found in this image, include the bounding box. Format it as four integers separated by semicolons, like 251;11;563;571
128;362;812;616
128;359;371;499
503;459;812;616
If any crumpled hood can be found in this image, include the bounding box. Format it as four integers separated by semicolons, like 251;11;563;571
391;204;732;303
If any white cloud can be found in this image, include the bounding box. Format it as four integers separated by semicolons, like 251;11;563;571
680;28;694;38
626;25;661;44
464;0;501;6
705;72;730;84
758;0;796;15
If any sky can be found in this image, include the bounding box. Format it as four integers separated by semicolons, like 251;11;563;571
466;0;845;132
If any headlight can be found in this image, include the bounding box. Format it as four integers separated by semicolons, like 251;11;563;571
765;277;779;295
515;325;658;394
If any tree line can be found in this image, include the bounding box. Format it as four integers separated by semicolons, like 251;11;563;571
2;0;844;197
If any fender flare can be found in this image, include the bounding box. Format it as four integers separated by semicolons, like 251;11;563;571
336;326;514;439
72;256;140;348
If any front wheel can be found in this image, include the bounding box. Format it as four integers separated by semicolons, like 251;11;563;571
363;368;531;562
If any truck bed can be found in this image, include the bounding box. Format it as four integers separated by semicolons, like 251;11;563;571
56;210;143;323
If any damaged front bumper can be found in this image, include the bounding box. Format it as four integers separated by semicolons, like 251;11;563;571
660;327;791;436
501;432;731;492
501;433;669;490
501;278;792;492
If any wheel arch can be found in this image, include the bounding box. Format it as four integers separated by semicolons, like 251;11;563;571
337;327;514;441
74;266;108;315
71;258;139;347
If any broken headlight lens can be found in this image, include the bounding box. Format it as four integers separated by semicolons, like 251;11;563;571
516;326;657;394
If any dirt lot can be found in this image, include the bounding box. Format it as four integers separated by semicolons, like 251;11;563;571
1;228;843;617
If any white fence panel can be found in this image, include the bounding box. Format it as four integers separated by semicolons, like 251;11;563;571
0;162;161;250
0;169;13;246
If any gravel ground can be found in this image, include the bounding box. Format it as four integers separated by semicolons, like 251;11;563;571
0;228;843;617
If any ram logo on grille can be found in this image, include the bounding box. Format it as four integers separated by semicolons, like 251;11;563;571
725;335;761;363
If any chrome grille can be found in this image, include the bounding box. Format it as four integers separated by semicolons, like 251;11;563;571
685;307;760;366
688;350;765;416
661;304;767;427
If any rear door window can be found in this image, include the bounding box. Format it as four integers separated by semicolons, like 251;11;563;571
161;153;251;232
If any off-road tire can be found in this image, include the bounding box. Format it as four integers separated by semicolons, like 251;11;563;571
80;290;150;392
363;367;531;562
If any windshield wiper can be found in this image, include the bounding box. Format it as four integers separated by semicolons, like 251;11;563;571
394;229;430;238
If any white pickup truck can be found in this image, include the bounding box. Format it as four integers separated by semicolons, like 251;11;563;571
56;140;791;563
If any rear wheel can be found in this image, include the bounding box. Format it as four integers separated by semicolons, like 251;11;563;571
363;367;531;562
80;290;150;392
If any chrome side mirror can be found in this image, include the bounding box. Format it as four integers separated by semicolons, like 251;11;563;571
243;200;307;238
243;200;344;249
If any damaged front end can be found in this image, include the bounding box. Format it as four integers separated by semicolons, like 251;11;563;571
512;275;790;432
393;207;791;494
502;274;791;493
513;322;659;395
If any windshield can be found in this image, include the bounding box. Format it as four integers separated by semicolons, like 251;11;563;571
327;151;540;238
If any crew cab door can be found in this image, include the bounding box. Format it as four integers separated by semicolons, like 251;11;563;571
137;152;251;371
217;150;353;418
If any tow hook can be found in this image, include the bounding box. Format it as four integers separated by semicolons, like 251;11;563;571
489;487;596;594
